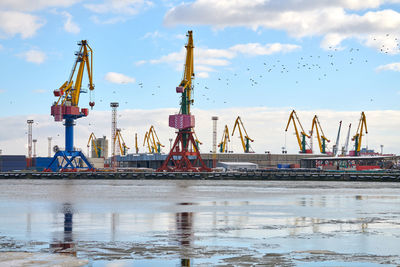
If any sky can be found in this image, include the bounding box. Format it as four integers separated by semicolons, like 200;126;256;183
1;0;400;156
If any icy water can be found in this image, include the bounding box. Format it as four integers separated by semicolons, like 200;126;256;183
0;180;400;266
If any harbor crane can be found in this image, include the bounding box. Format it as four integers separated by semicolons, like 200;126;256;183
332;121;342;156
143;126;164;154
193;131;202;152
232;116;254;153
285;110;310;153
218;125;230;153
114;128;129;156
352;112;368;156
45;40;95;171
310;115;330;154
87;132;102;158
342;123;352;155
158;31;210;172
135;133;139;154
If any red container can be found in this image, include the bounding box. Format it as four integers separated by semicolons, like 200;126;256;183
54;114;63;121
356;165;381;171
305;149;313;154
176;86;184;93
348;150;356;156
81;108;89;116
169;114;195;129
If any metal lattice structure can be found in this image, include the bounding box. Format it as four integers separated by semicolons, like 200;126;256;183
48;137;52;157
33;139;37;158
27;120;33;167
110;102;119;167
212;116;218;168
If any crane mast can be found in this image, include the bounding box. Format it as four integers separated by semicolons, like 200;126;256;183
310;115;330;154
352;112;368;156
232;116;253;153
285;110;310;153
333;121;342;156
114;129;129;156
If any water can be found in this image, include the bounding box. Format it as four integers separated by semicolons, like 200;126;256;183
0;179;400;266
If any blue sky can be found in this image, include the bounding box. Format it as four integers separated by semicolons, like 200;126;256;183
1;0;400;155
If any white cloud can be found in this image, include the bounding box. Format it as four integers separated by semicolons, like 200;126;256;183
0;0;81;12
33;89;46;94
0;11;45;39
105;72;135;84
85;0;153;15
19;49;46;64
376;62;400;72
1;108;400;156
135;60;146;66
141;30;163;39
164;0;400;53
143;42;300;77
62;11;80;34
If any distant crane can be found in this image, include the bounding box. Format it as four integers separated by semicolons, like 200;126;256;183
285;110;310;153
135;133;139;154
114;129;129;156
87;132;102;158
192;131;202;152
342;123;352;155
143;126;164;154
46;40;95;171
310;115;330;154
232;116;254;153
352;112;368;156
218;125;230;153
332;121;342;156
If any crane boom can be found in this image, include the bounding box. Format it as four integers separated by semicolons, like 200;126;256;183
232;116;254;153
143;126;164;153
285;110;310;153
114;129;129;156
54;40;94;108
177;31;194;115
310;115;330;154
342;123;352;155
352;112;368;155
333;121;342;156
218;125;230;153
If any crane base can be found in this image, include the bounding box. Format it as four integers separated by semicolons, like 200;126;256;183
44;150;95;172
157;130;211;172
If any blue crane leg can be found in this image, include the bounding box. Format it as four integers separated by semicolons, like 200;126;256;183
65;118;74;152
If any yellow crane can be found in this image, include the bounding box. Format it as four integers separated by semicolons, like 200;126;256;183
143;126;164;153
54;40;94;108
192;131;202;152
232;116;254;153
114;128;129;156
135;133;139;154
352;111;368;156
310;115;330;154
218;125;230;153
285;110;310;153
87;132;102;158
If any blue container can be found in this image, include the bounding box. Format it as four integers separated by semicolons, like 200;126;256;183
35;157;59;172
0;155;27;171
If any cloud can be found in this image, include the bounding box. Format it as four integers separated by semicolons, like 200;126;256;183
105;72;135;84
0;89;5;93
141;30;163;39
62;11;80;34
143;42;300;76
32;89;46;94
85;0;153;15
1;108;400;156
0;0;81;12
19;49;46;64
164;0;400;53
0;11;45;39
376;62;400;72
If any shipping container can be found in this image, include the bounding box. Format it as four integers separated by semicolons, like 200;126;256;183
0;155;27;171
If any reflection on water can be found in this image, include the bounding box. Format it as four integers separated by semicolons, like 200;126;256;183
50;203;76;256
0;180;399;266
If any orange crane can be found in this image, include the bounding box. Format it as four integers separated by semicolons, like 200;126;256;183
285;110;310;153
310;115;330;154
218;125;230;153
114;128;129;156
192;131;202;152
232;116;253;153
87;132;102;158
352;112;368;156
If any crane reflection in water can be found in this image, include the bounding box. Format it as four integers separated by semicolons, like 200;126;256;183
50;203;76;256
176;203;194;267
